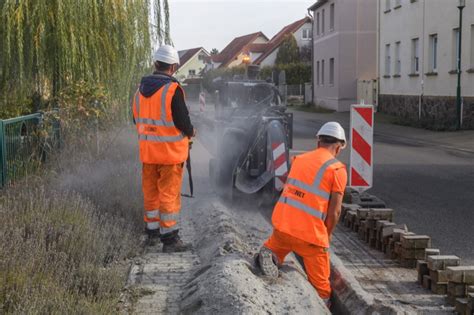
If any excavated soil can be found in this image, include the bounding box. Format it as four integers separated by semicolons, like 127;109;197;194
125;134;329;314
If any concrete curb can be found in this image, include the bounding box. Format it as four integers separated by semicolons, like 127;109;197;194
330;251;399;315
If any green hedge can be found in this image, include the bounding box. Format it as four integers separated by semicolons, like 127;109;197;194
261;63;311;85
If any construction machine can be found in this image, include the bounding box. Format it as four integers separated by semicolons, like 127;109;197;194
207;69;293;203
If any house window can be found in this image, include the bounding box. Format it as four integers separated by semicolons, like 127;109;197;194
330;4;335;31
453;28;460;70
470;25;474;68
316;61;320;85
411;38;419;73
429;34;438;72
395;41;401;75
316;12;320;36
385;0;391;11
189;69;196;76
302;29;312;40
385;44;391;75
321;9;325;34
321;59;325;85
329;58;335;85
198;54;205;61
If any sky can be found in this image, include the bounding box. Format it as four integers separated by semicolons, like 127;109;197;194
169;0;315;52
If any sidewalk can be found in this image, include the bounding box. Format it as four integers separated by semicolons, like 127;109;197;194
289;107;474;153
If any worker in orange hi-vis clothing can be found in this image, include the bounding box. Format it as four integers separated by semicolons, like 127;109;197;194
132;45;195;252
255;122;348;308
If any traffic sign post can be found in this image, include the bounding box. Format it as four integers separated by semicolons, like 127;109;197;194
349;103;374;193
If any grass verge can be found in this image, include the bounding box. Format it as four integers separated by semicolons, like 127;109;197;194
0;127;143;314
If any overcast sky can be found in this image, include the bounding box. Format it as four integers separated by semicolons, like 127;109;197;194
169;0;315;52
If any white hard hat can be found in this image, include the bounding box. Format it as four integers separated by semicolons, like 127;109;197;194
316;122;347;148
153;45;180;65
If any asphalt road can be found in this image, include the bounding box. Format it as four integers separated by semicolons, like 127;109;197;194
291;110;474;264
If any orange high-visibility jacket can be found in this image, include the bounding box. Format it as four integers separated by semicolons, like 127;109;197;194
132;82;189;164
272;148;346;248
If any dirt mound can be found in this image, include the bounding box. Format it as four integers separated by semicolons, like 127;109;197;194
179;198;329;314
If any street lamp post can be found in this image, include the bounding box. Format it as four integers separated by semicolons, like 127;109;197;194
242;54;251;79
456;0;465;130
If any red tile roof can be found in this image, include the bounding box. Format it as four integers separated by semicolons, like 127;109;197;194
249;43;268;53
212;32;269;67
177;47;206;70
254;17;311;65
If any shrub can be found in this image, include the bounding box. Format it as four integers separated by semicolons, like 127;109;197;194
202;66;246;93
0;187;139;314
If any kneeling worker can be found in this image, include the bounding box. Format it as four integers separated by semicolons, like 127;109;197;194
132;45;195;252
256;122;347;307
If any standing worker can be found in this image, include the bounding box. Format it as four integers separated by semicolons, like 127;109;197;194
132;45;195;252
256;122;347;307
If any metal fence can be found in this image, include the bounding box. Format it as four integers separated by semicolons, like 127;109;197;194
286;84;305;96
0;112;60;187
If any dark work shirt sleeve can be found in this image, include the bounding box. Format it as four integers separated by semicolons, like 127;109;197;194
171;87;194;138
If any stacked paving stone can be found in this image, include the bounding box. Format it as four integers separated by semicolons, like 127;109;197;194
341;192;474;312
399;234;431;268
445;266;474;314
425;255;461;295
417;248;440;285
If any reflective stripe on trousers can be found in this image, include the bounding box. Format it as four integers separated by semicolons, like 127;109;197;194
161;212;179;222
161;223;179;234
147;221;160;230
278;196;327;221
160;211;179;234
146;210;160;219
286;158;339;201
145;210;160;230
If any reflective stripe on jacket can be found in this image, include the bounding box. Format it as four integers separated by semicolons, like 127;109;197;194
132;82;189;164
271;147;346;247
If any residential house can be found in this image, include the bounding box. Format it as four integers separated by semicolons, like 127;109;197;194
174;47;211;82
309;0;377;112
379;0;474;129
254;17;313;66
212;32;269;68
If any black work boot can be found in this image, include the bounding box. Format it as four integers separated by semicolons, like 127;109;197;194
145;228;161;246
255;247;279;279
161;232;192;253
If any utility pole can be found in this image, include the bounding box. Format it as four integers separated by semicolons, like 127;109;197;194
456;0;465;130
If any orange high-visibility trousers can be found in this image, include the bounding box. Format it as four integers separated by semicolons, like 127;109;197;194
264;229;331;299
142;163;183;234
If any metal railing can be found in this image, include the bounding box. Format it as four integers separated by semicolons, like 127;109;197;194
0;112;60;187
286;84;305;96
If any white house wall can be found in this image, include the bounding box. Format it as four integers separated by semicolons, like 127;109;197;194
174;50;209;81
379;0;474;97
259;49;278;67
312;0;377;112
378;0;474;129
294;22;313;49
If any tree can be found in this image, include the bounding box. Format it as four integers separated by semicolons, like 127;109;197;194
0;0;171;118
299;45;312;64
210;48;219;55
275;34;300;65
